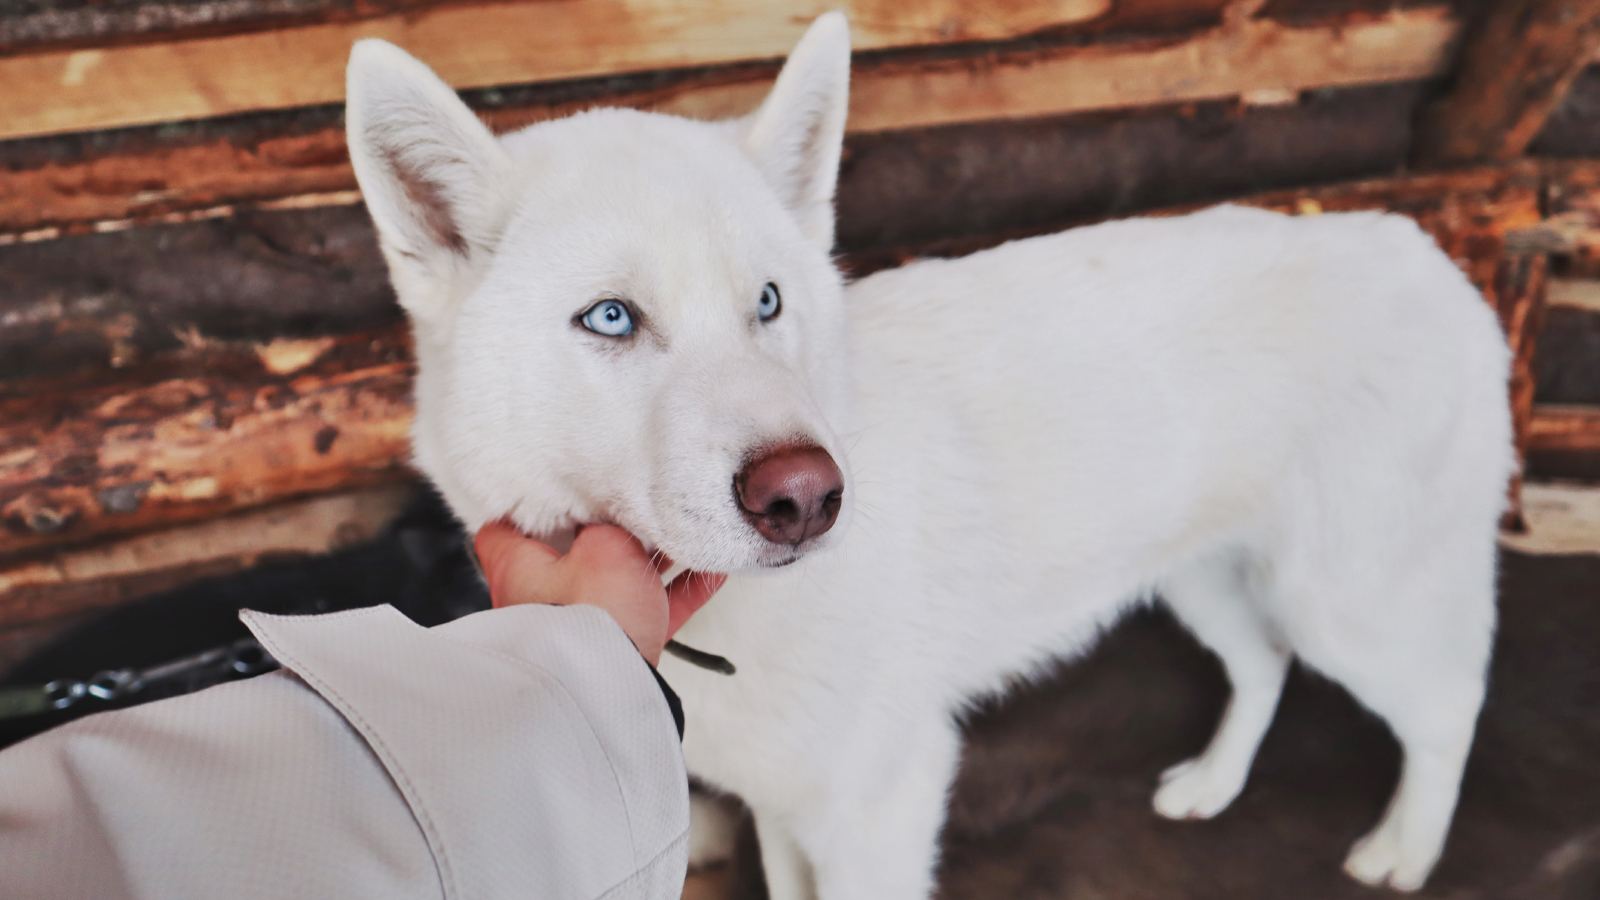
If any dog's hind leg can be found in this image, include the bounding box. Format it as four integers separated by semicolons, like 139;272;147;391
1286;526;1495;891
1314;580;1490;890
1154;552;1291;820
1340;709;1478;892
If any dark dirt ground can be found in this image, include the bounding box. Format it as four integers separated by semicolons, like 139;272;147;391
721;551;1600;900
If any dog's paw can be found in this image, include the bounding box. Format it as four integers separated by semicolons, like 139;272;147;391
1343;827;1431;892
1151;758;1246;820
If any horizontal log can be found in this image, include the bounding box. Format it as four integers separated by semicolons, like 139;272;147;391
0;3;1457;145
1;10;1459;241
1528;159;1600;282
0;6;1459;238
0;203;399;384
0;331;415;558
1;0;1116;142
0;485;413;632
0;0;1240;52
1529;404;1600;453
1548;278;1600;313
847;6;1454;129
853;161;1543;287
0;0;487;51
0;161;1553;559
835;79;1429;253
1526;404;1600;484
0;85;1433;386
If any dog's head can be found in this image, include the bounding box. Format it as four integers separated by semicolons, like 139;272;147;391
346;14;854;571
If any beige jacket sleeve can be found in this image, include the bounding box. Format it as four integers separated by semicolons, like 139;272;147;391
0;603;690;900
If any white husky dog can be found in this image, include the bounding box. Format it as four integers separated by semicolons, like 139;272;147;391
345;13;1512;897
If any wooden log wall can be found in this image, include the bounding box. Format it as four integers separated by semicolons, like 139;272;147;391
2;2;1459;238
0;160;1582;605
6;0;1600;665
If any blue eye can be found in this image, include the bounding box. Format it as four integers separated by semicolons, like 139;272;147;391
758;282;781;321
581;300;633;337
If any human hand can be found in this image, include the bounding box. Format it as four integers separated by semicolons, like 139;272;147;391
473;523;726;666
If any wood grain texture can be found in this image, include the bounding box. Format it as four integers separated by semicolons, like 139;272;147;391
842;5;1457;132
0;5;1460;233
1529;404;1600;452
0;161;1557;559
0;484;412;630
0;330;415;558
1547;277;1600;312
849;161;1543;288
0;0;1113;141
2;0;434;51
0;0;1235;52
0;3;1457;144
1526;408;1600;481
0;86;1432;390
1413;0;1600;167
1532;159;1600;279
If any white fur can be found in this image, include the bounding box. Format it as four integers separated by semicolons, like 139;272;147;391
347;14;1513;897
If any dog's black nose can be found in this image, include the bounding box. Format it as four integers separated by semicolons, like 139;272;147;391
734;444;844;546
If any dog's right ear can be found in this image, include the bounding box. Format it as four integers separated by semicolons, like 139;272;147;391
346;40;514;324
740;12;851;252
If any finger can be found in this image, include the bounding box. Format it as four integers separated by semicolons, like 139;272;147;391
474;522;562;608
650;552;677;576
570;523;655;567
665;570;727;637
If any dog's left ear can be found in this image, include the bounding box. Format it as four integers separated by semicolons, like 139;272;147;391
346;40;515;325
741;12;851;251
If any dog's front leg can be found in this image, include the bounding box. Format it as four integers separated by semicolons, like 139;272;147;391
808;715;963;900
753;810;816;900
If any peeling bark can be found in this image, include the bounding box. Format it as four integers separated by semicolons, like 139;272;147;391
0;5;1458;214
0;329;414;557
0;484;412;631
